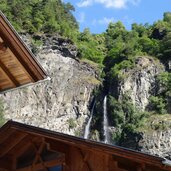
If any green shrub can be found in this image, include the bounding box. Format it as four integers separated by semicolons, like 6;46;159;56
112;131;122;142
157;72;171;96
149;96;167;114
67;118;76;129
74;130;81;137
108;94;147;141
153;122;167;130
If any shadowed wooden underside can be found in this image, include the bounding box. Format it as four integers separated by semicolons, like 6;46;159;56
0;11;47;92
0;121;170;171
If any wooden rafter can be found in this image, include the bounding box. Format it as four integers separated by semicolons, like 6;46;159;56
0;129;15;144
6;48;35;82
31;139;48;171
0;133;27;157
0;59;19;87
0;42;6;51
15;138;65;171
47;139;69;153
10;136;38;158
16;157;65;171
12;157;17;171
78;148;92;171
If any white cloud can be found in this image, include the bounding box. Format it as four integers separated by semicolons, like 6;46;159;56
77;0;141;9
78;12;86;23
77;0;93;7
96;0;126;8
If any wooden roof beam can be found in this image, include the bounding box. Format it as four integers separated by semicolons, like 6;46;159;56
11;137;38;158
0;42;7;51
5;121;169;170
16;157;65;171
31;138;46;169
46;139;70;154
0;59;20;87
4;47;36;82
0;129;15;144
0;133;27;157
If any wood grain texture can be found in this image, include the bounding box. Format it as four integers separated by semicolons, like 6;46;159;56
0;121;170;171
0;12;47;92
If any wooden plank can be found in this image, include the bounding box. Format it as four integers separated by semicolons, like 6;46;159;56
78;148;92;171
6;48;34;82
0;59;19;87
0;132;27;157
47;139;70;154
31;139;47;170
11;157;17;171
0;129;16;144
0;42;6;51
9;136;38;158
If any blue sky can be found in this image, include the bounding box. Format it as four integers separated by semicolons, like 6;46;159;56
63;0;171;33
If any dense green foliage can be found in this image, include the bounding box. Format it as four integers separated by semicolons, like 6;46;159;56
1;1;171;65
1;1;170;66
103;13;171;83
77;28;106;64
0;0;79;40
108;95;146;141
149;96;167;114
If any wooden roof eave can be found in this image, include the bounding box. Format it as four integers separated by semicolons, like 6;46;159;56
0;11;47;82
1;121;169;170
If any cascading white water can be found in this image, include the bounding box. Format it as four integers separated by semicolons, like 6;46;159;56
84;101;95;139
103;96;109;143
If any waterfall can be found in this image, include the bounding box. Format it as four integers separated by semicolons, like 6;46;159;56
103;95;109;143
84;101;95;139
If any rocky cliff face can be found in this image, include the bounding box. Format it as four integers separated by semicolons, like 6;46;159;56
120;117;171;159
118;57;164;111
113;56;171;159
140;129;171;159
0;34;100;135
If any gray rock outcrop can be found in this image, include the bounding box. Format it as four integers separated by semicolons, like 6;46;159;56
118;57;164;111
113;56;171;158
140;129;171;159
0;34;100;136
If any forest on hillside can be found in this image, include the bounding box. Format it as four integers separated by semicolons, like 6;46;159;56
1;0;171;65
0;0;171;141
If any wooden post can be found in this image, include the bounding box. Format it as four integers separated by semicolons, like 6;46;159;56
12;157;17;171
